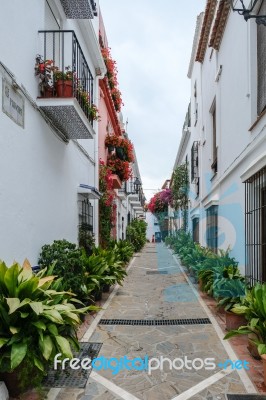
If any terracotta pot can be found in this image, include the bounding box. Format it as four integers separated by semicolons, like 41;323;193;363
102;284;111;293
198;278;203;290
247;333;261;360
225;311;246;331
0;362;37;397
93;289;103;301
261;354;266;385
55;80;73;97
41;86;54;98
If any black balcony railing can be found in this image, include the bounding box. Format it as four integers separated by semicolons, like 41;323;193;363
38;30;94;123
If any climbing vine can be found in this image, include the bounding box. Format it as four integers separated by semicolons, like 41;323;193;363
99;160;116;248
171;163;189;230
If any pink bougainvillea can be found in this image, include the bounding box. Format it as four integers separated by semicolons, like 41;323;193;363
147;189;173;214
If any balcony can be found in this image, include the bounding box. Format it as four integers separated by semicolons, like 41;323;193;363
117;182;127;200
36;31;96;140
60;0;97;19
111;174;122;189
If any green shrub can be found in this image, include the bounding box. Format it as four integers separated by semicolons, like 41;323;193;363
38;240;85;301
126;219;147;252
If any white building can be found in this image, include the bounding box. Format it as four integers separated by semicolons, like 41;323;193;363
173;0;266;282
0;0;105;265
116;143;145;241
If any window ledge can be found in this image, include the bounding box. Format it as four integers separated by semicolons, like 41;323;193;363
249;108;266;132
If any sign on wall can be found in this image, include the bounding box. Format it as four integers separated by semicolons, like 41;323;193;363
2;78;24;128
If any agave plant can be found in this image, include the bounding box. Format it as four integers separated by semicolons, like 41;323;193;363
0;260;94;393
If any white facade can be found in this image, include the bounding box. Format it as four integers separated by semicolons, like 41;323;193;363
173;2;266;276
0;0;105;265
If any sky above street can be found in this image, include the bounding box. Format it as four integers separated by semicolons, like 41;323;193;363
99;0;206;200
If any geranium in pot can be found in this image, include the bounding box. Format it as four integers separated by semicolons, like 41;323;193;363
107;155;132;182
105;134;122;153
0;260;93;396
35;55;55;97
54;65;75;97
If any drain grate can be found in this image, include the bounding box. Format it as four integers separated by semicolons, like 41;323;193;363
43;342;102;388
146;270;168;274
227;396;266;400
99;318;211;326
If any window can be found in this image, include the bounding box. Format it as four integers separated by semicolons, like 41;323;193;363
79;197;93;232
206;205;218;252
257;1;266;115
244;166;266;285
194;82;198;126
192;217;200;243
211;103;218;173
191;141;200;197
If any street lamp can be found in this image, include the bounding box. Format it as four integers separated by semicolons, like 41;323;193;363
133;177;141;194
229;0;266;25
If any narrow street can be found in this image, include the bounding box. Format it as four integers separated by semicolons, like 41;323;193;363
50;244;256;400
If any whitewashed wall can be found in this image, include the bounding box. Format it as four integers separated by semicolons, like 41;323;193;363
176;8;266;275
0;0;101;264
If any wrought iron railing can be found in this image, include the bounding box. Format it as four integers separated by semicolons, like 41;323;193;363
38;30;94;123
191;141;199;183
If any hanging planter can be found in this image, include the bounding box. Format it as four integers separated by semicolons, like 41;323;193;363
116;146;126;160
107;145;115;153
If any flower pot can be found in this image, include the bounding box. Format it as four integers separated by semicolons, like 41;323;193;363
0;361;41;397
116;146;126;160
225;311;246;331
93;289;103;301
261;354;266;385
102;284;111;293
41;86;54;98
198;278;203;291
55;80;73;97
247;333;261;360
107;145;115;153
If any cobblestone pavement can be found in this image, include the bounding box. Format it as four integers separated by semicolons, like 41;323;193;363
51;243;257;400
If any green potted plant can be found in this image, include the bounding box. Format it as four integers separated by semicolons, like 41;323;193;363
224;283;266;362
0;260;92;396
216;278;247;330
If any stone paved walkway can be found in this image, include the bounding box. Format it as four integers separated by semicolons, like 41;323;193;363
48;243;258;400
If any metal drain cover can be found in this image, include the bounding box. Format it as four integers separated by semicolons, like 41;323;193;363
99;318;211;326
43;342;102;388
146;270;168;274
227;396;266;400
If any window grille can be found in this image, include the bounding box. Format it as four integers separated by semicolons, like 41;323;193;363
192;217;200;243
244;166;266;285
257;0;266;115
211;105;218;173
206;205;218;252
79;198;93;232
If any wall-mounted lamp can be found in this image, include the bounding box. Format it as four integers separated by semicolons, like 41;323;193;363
229;0;266;25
